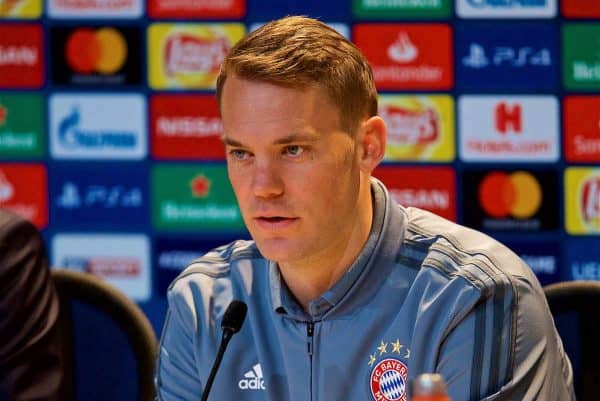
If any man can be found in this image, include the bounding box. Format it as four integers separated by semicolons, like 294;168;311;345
0;209;63;401
156;16;574;401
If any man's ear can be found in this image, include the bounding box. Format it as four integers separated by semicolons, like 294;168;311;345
357;116;387;174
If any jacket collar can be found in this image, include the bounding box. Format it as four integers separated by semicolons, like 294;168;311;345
269;177;406;320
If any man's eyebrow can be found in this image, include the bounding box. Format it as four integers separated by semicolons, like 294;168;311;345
221;132;319;147
221;136;244;147
273;133;319;145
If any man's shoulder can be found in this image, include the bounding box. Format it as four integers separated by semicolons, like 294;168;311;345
168;239;263;292
403;206;535;290
401;207;545;340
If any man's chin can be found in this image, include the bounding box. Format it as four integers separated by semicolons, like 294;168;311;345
253;238;301;263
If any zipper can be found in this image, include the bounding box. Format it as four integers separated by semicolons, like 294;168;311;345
307;321;314;355
307;321;314;401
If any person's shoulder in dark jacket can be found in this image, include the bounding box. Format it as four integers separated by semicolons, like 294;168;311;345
0;209;63;401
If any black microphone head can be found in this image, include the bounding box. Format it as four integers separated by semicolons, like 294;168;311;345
221;300;247;334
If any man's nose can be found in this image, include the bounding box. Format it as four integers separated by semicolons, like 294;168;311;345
251;162;284;199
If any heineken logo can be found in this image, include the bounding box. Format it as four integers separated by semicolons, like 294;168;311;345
0;94;43;157
152;164;244;231
0;105;6;126
353;0;450;18
191;174;210;198
563;24;600;90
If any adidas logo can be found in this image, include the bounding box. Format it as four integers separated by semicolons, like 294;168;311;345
238;363;266;390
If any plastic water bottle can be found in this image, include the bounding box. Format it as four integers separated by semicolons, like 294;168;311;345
411;373;451;401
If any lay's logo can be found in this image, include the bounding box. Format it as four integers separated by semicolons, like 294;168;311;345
0;0;41;18
581;177;600;224
379;94;454;162
148;23;245;89
165;34;229;76
380;104;439;145
565;167;600;234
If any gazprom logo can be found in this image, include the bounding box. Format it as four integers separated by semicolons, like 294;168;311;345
457;0;555;17
58;105;137;149
466;0;547;6
50;94;146;160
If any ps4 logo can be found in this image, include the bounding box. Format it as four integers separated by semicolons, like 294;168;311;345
466;0;547;7
462;43;551;69
58;105;137;149
56;181;143;209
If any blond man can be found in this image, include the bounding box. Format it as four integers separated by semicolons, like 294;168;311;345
156;16;574;401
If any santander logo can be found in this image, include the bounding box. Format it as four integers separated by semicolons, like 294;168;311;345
0;171;14;202
380;105;439;145
387;32;418;64
164;34;229;76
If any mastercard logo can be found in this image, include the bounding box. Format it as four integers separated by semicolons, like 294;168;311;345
65;28;127;75
478;171;542;219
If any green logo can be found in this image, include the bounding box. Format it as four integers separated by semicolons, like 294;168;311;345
0;93;44;159
563;24;600;90
152;164;245;232
352;0;451;19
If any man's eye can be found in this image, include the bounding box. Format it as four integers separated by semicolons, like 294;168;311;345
284;146;304;157
229;149;250;160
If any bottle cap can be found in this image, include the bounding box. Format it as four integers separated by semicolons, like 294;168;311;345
412;373;447;396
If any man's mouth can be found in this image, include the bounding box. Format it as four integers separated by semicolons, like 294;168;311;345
254;216;299;229
259;217;289;222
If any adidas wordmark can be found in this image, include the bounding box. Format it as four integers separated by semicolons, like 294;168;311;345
238;363;266;390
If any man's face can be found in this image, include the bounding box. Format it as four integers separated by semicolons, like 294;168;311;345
220;75;363;264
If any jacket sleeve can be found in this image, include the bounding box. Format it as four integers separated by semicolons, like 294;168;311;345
435;274;575;401
155;283;204;401
0;212;63;401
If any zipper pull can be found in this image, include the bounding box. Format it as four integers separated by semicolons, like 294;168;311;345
307;321;314;356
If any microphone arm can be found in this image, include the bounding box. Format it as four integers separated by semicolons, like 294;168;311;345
200;300;248;401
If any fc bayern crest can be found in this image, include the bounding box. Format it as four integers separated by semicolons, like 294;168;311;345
370;358;408;401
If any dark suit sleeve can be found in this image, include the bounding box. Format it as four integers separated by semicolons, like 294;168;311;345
0;211;63;401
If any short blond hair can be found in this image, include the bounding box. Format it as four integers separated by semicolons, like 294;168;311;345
216;16;378;134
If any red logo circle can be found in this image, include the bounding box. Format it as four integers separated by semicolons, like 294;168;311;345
370;358;408;401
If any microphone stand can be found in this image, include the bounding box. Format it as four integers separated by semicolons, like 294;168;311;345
200;300;247;401
200;329;235;401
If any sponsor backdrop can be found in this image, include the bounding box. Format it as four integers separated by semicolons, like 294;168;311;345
1;0;599;366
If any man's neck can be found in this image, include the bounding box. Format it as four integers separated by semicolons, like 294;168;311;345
277;186;374;312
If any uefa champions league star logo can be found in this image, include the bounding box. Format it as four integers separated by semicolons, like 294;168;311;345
370;358;408;401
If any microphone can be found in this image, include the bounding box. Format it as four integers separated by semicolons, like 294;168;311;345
200;300;248;401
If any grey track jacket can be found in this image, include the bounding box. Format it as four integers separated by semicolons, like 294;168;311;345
156;179;575;401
